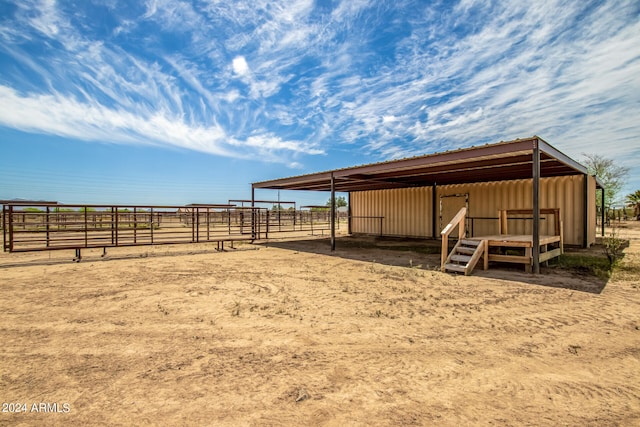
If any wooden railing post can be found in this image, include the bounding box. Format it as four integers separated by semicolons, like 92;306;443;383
440;237;448;270
498;210;508;235
440;207;467;271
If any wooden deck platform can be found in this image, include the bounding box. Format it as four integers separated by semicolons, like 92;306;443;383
468;234;563;273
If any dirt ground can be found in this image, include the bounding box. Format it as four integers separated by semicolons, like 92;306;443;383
1;222;639;426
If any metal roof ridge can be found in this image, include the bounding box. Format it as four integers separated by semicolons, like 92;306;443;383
252;136;539;185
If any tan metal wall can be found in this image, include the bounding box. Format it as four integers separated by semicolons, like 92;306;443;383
351;187;433;237
350;175;597;246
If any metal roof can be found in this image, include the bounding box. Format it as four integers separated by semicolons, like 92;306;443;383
253;136;602;192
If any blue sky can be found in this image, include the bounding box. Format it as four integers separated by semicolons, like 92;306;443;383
0;0;639;207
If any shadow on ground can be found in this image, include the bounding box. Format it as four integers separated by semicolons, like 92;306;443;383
0;245;258;269
0;233;615;294
260;235;611;294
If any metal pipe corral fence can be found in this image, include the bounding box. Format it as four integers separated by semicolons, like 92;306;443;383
1;201;340;257
1;202;262;254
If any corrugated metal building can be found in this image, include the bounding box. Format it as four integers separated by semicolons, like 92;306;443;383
350;175;598;246
252;136;603;272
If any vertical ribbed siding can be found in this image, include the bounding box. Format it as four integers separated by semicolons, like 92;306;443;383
437;176;586;244
466;181;497;237
351;187;432;237
351;176;592;245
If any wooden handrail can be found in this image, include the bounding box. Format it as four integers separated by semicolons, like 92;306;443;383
441;207;467;269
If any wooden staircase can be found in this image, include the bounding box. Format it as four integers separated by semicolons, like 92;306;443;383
440;207;487;276
442;238;487;275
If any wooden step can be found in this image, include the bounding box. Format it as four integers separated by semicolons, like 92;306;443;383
444;263;466;273
456;247;476;255
460;239;481;247
451;254;472;263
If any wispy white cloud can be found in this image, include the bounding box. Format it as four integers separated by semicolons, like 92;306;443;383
0;0;330;166
331;0;372;23
0;85;228;154
143;0;203;32
0;84;321;165
0;0;638;179
22;0;63;38
308;0;640;163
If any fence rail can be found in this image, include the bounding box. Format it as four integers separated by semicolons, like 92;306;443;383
1;202;340;255
2;204;257;253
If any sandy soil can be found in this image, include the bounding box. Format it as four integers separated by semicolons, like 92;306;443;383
1;222;639;426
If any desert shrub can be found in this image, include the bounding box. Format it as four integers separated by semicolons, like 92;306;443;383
602;226;626;269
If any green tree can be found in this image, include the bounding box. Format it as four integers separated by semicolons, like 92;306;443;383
326;196;347;208
627;190;640;220
626;190;640;205
582;153;629;210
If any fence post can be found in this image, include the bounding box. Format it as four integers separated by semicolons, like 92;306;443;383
331;173;335;251
84;207;88;247
7;205;14;252
46;206;50;247
133;207;137;244
150;208;154;244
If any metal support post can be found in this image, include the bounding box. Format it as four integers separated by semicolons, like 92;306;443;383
330;173;336;251
532;140;541;274
583;174;588;248
601;188;605;236
347;192;352;235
